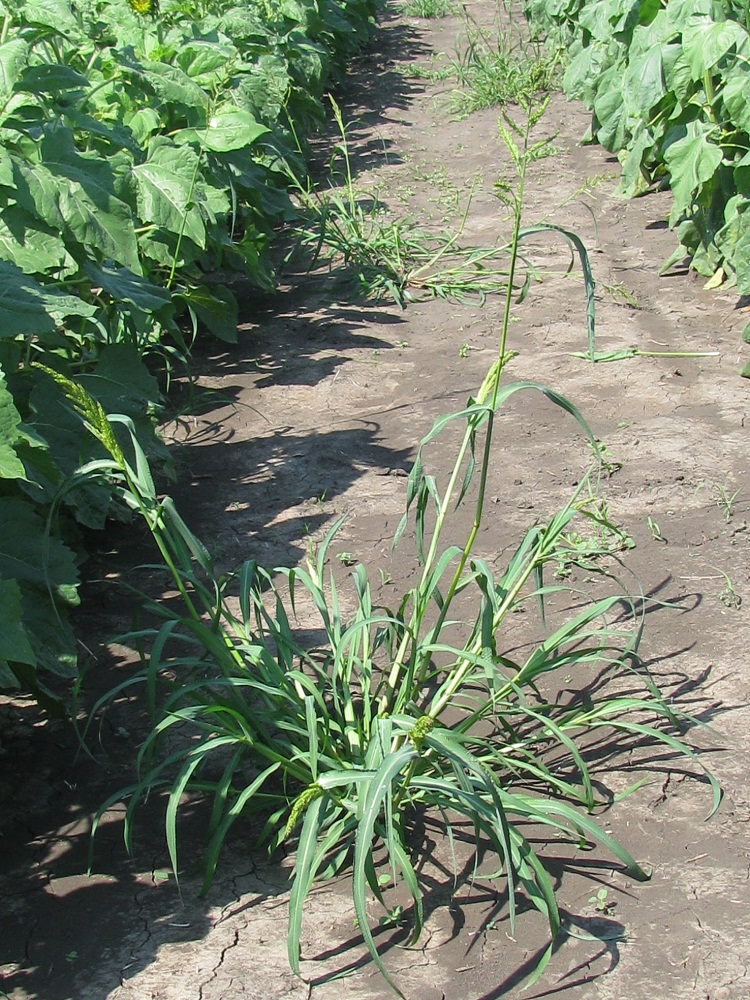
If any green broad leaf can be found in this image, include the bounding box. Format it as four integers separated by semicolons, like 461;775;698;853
64;110;140;155
137;231;194;269
662;43;692;96
715;196;750;295
0;660;21;688
13;155;141;273
85;345;169;466
577;1;617;40
623;42;665;117
0;259;94;337
0;40;30;105
0;205;69;274
665;0;712;29
17;63;88;95
204;106;269;152
133;139;206;248
25;378;113;527
287;38;326;92
221;153;295;220
14;424;57;482
721;69;750;133
1;91;46;132
593;66;628;152
126;107;161;146
23;593;78;679
38;127;140;267
0;365;25;479
138;62;209;111
175;40;237;86
663;120;723;220
89;344;161;406
630;0;662;29
0;147;13;187
562;42;608;104
216;7;270;43
83;261;175;322
681;17;750;81
616;127;655;198
201;176;231;219
177;106;269;153
234;54;290;121
279;0;323;33
176;283;238;342
21;0;81;37
27;348;163;525
0;496;80;676
0;577;36;666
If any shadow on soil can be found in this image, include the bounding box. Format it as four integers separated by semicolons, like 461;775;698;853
0;687;294;1000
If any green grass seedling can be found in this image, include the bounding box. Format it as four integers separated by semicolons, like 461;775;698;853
714;482;740;523
717;569;742;610
647;516;664;542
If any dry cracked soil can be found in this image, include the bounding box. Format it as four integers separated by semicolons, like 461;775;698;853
2;3;750;999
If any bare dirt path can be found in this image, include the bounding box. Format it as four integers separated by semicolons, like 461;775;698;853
2;3;749;999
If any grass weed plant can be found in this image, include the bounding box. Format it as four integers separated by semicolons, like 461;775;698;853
401;0;456;16
290;98;527;306
395;58;454;82
448;8;560;116
53;100;719;995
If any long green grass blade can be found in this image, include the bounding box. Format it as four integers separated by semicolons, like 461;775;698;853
352;746;417;996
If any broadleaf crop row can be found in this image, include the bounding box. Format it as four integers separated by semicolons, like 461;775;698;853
0;0;381;707
525;0;750;370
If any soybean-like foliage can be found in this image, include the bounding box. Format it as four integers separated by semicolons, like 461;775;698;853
51;104;718;993
0;0;380;705
525;0;750;368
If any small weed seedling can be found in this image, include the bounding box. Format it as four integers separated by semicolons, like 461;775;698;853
601;281;642;308
554;495;634;579
718;570;742;610
647;516;664;542
378;904;406;929
588;887;616;915
589;438;622;477
395;59;453;82
714;483;740;523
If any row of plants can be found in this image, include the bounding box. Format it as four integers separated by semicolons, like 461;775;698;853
51;101;718;994
524;0;750;370
0;0;381;708
4;4;716;990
